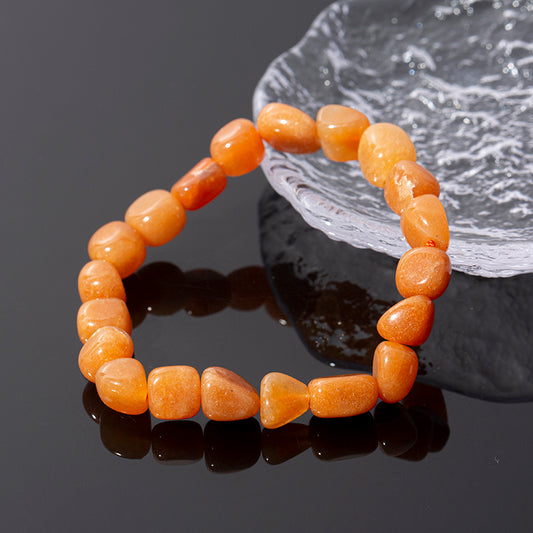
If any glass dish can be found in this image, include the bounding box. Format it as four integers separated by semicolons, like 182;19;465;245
253;0;533;277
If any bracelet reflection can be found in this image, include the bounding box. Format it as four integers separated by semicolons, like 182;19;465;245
83;381;449;470
81;259;449;470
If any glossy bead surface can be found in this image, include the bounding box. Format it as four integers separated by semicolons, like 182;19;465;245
77;298;132;343
171;158;227;211
210;118;264;176
260;372;309;429
308;374;378;418
95;358;149;415
316;104;370;161
257;102;321;154
125;189;186;247
358;123;416;188
377;295;434;346
201;367;260;421
373;341;418;403
401;194;449;251
78;326;134;382
396;247;452;300
88;221;146;279
78;260;126;303
148;366;201;420
384;160;441;215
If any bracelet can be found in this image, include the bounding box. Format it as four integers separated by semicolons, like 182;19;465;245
77;102;451;429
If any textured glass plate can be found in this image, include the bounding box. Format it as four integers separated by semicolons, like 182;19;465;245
253;0;533;277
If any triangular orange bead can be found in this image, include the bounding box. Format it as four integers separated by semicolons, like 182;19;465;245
260;372;309;429
377;295;434;346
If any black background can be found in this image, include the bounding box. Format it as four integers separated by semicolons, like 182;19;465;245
1;1;532;532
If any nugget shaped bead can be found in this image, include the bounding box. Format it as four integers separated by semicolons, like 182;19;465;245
308;374;378;418
377;295;434;346
125;189;186;247
77;298;132;343
96;358;148;415
171;158;227;211
401;194;449;251
396;247;452;299
358;123;416;188
78;260;126;302
148;366;201;420
201;367;260;421
316;104;370;161
384;161;441;215
88;221;146;279
260;372;309;429
373;341;418;403
257;102;321;154
210;118;264;176
78;326;134;382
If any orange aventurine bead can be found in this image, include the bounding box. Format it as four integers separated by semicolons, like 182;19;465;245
260;372;309;429
210;118;265;177
396;247;452;300
78;326;134;382
125;189;186;247
88;221;146;279
316;104;370;161
384;160;441;215
400;194;450;251
96;358;148;415
373;341;418;403
171;158;227;211
308;374;378;418
358;123;416;188
148;366;201;420
377;295;434;346
77;297;132;343
257;102;321;154
201;367;260;421
78;260;126;303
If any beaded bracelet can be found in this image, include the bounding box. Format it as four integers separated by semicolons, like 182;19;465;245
77;102;451;430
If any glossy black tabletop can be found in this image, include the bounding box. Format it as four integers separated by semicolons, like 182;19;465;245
1;1;532;532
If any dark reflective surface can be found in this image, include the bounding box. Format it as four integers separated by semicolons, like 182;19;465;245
260;188;533;401
2;1;532;532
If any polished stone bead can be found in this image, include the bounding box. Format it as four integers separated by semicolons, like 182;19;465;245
396;247;452;300
171;157;227;211
384;160;440;215
400;194;449;251
78;260;126;303
358;123;416;188
148;366;201;420
201;367;260;421
308;374;378;418
257;102;321;154
372;341;418;403
377;295;434;346
316;104;370;161
88;220;146;279
77;298;132;343
210;118;264;176
125;189;186;247
260;372;309;429
96;358;149;416
78;325;134;382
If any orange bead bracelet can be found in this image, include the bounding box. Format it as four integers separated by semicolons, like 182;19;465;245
77;102;452;430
